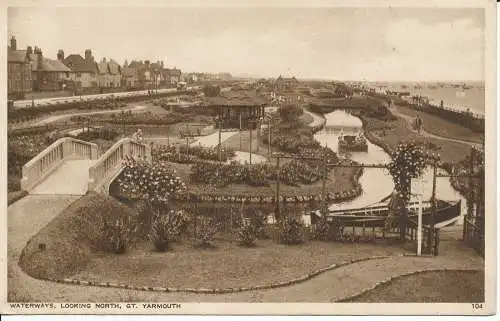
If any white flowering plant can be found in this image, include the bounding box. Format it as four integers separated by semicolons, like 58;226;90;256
117;157;187;203
386;142;427;204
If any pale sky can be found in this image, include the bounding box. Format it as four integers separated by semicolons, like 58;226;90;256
8;7;485;81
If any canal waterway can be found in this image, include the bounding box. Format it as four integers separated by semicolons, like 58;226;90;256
313;110;466;221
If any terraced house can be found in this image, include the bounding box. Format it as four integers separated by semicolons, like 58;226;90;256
63;49;99;88
7;36;33;99
28;47;72;92
97;58;122;88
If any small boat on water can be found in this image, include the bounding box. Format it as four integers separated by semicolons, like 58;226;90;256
338;132;368;152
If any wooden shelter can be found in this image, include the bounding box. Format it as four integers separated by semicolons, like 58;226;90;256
203;90;267;129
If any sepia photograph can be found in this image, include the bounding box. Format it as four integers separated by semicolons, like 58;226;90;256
2;0;496;316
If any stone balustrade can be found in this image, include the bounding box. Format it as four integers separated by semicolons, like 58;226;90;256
88;138;151;193
21;137;98;192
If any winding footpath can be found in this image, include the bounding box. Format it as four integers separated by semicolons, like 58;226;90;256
391;105;482;150
8;196;483;302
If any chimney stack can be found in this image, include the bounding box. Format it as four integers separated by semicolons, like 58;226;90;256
26;46;33;55
57;49;64;61
85;49;93;62
10;36;17;50
35;47;43;69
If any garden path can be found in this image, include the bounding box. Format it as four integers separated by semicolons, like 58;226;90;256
391;105;482;150
29;159;97;196
8;195;483;302
191;131;239;148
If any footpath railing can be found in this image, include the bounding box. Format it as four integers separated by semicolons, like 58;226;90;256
21;137;98;191
88;138;151;194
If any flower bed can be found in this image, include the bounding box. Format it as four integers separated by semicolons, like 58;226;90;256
152;144;235;163
117;158;186;203
189;154;347;189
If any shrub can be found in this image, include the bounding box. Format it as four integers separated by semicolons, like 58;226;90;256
311;215;331;241
237;219;258;247
193;216;220;247
82;210;137;254
278;215;305;245
149;209;189;252
249;209;268;239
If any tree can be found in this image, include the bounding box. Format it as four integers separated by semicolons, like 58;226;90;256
386;142;427;240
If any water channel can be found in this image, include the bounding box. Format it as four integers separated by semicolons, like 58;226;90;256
314;110;466;222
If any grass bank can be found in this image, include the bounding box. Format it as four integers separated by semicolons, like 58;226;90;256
357;112;472;165
345;270;484;302
18;193;138;280
393;104;482;144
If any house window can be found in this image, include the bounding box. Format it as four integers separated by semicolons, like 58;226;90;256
76;72;82;78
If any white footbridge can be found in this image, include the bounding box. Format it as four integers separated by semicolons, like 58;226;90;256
21;137;151;196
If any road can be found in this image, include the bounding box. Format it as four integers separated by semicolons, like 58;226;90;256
12;86;201;108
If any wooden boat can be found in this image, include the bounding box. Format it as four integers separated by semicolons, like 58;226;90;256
338;133;368;152
310;199;462;228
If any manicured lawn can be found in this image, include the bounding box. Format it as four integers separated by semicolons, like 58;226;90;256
394;104;482;143
362;115;472;165
346;270;484;302
68;239;404;289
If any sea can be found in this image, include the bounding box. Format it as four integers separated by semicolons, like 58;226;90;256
363;81;485;116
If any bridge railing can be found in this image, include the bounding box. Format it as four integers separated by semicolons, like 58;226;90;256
88;138;151;193
21;137;98;191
